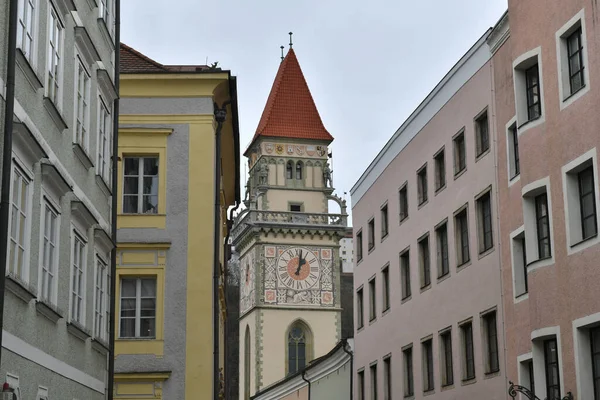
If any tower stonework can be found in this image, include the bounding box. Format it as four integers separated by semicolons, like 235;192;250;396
232;48;350;398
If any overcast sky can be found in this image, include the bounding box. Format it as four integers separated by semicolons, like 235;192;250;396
121;0;508;210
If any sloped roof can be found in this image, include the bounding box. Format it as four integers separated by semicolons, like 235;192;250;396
120;43;211;73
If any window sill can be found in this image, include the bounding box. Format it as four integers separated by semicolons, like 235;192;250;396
399;215;409;226
5;273;37;303
53;0;76;16
509;173;521;186
43;97;68;131
117;337;158;341
403;395;415;400
401;295;412;304
570;233;598;249
526;256;554;272
461;377;477;386
478;246;494;260
368;246;375;255
91;338;110;355
67;321;92;342
435;185;446;195
517;115;542;131
423;389;436;396
73;143;94;170
418;200;429;210
514;292;529;303
382;307;391;317
381;233;389;243
15;48;43;91
95;174;112;197
437;272;450;283
441;383;455;391
563;84;587;103
356;325;364;334
456;259;472;273
484;369;500;379
420;284;432;293
369;317;377;326
35;299;64;323
475;148;490;162
454;168;467;180
85;0;97;10
356;257;363;266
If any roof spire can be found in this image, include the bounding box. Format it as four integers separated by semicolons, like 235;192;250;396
289;32;293;48
280;46;285;62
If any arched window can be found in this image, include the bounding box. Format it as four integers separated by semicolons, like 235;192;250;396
244;326;251;399
286;161;293;180
296;161;303;180
287;320;312;375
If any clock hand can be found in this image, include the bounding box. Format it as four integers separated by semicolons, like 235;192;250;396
295;250;305;275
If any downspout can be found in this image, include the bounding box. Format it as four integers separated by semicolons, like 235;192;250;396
107;1;121;399
301;370;311;400
342;340;353;400
0;0;20;368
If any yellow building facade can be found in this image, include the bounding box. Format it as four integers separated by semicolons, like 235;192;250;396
114;44;240;400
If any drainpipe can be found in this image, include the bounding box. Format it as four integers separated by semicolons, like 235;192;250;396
301;370;311;400
107;1;120;399
342;340;353;400
0;0;20;369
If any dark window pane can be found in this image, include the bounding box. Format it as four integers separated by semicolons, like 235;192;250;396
143;176;158;195
544;339;561;400
124;157;139;175
143;157;159;175
123;177;138;195
120;318;135;337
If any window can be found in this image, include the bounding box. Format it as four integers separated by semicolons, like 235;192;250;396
369;278;376;321
512;231;528;297
557;13;589;106
441;330;454;386
357;288;364;329
289;203;302;212
567;27;585;94
119;277;157;338
381;204;389;238
591;327;600;400
578;166;597;239
403;346;414;397
8;165;31;281
483;311;499;373
514;49;544;128
535;193;551;259
399;184;408;222
422;339;434;392
37;386;48;400
477;191;493;253
436;222;449;278
94;257;108;340
99;0;114;35
244;327;251;400
382;266;390;312
17;0;36;62
454;131;466;175
123;156;159;214
526;64;541;121
461;322;475;380
356;231;363;262
418;235;430;288
455;208;470;266
295;161;303;180
434;149;446;191
97;98;112;183
383;357;391;400
368;219;375;251
46;5;63;107
370;363;378;400
71;232;86;324
475;111;489;157
544;339;561;400
75;59;91;150
286;161;293;180
417;164;428;205
288;323;307;374
508;122;520;179
40;202;59;302
358;370;365;400
400;250;411;300
520;359;536;398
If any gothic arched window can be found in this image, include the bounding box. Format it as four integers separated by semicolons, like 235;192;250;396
286;161;293;180
244;326;251;399
287;320;312;375
296;161;303;180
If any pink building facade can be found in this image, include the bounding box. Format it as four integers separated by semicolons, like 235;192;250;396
350;32;508;399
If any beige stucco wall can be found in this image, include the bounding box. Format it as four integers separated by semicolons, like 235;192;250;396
266;189;328;213
311;360;352;400
239;313;258;398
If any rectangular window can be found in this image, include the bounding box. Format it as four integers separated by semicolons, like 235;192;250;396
578;166;598;240
382;266;390;312
289;203;302;212
454;132;466;175
357;288;364;329
400;250;411;300
46;5;63;106
383;357;391;400
97;98;112;184
120;277;157;338
418;235;430;288
455;208;470;266
475;111;489;157
99;0;114;35
399;184;408;222
8;165;30;281
484;311;499;373
544;339;561;400
358;370;365;400
370;363;378;400
75;59;91;150
369;278;376;321
567;27;584;94
40;203;58;302
422;339;434;392
441;330;454;386
71;232;86;324
417;165;428;205
528;360;536;398
381;204;389;238
357;231;363;262
590;327;600;400
477;191;493;253
123;156;159;214
403;346;414;397
94;257;108;340
17;0;36;62
436;222;449;278
368;219;375;251
535;193;551;259
512;232;528;297
526;64;541;121
461;322;475;380
434;149;446;191
508;123;520;178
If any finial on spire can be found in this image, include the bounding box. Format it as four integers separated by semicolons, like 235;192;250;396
289;32;293;48
280;46;285;62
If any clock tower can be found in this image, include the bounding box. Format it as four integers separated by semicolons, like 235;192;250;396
232;46;350;398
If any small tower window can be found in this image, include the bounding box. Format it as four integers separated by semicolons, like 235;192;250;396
296;161;303;180
288;326;306;374
286;161;293;180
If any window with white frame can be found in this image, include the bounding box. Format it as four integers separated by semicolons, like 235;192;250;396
120;277;157;338
99;0;115;36
511;229;528;298
556;10;588;105
94;256;108;340
17;0;36;63
36;386;48;400
46;4;63;107
513;49;544;128
507;122;520;180
70;232;86;324
8;164;31;281
123;156;159;214
40;201;59;303
74;58;91;151
97;97;112;183
523;180;553;266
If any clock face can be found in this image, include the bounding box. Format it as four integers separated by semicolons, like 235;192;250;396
277;247;320;291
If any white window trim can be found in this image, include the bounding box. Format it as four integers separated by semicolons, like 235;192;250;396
509;225;528;304
556;9;590;110
16;0;39;68
521;177;555;272
505;116;520;187
530;326;564;400
513;47;546;134
122;156;159;214
36;385;49;400
118;277;157;339
37;190;61;305
6;372;20;399
44;2;65;110
72;50;92;153
96;94;112;184
69;226;88;326
93;253;108;341
517;352;534;395
561;148;599;255
573;312;600;400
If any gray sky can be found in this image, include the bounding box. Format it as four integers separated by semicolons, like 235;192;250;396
122;0;508;210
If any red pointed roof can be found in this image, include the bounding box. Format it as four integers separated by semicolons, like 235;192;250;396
247;48;333;152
